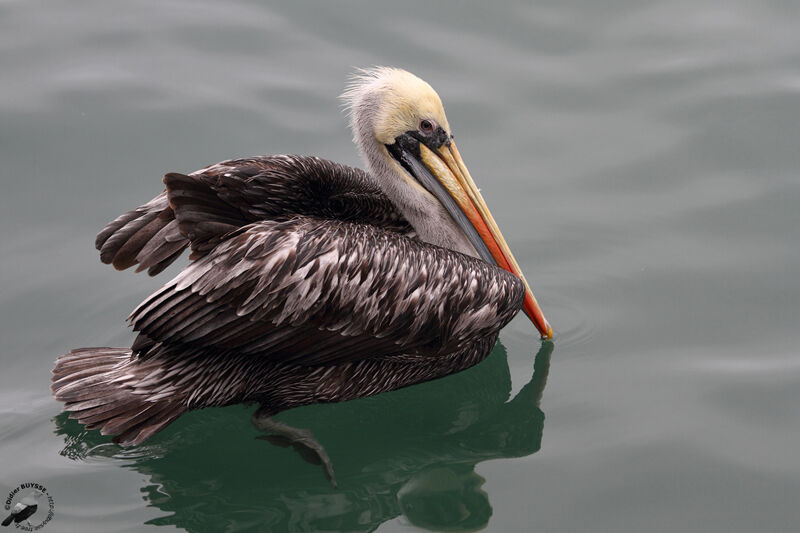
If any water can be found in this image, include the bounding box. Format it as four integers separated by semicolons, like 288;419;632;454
1;1;799;531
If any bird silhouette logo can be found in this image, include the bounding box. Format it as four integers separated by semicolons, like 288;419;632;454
2;484;54;530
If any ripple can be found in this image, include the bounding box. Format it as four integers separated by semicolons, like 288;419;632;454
82;443;165;463
506;287;599;356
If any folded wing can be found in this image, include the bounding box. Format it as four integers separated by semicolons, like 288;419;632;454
130;216;525;367
95;155;414;275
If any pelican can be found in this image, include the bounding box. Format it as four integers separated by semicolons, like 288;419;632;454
51;68;552;484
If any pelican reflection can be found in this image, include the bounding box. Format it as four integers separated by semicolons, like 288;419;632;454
55;341;552;532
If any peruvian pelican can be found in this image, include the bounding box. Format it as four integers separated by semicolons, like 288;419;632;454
52;68;552;485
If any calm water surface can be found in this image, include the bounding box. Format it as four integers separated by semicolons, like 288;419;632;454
1;1;799;531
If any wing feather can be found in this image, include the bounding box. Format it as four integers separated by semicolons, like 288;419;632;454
96;155;414;275
96;192;189;274
129;218;524;367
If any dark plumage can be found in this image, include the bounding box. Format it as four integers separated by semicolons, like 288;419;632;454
51;68;552;479
94;156;413;275
52;155;525;446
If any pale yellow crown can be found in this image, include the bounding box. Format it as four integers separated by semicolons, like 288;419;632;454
341;67;451;145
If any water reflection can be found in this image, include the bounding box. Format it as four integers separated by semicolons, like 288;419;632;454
54;341;552;532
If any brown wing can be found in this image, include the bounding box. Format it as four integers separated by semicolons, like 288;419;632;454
95;155;414;275
95;191;186;276
129;217;525;367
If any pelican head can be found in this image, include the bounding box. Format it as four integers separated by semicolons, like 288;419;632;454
342;67;552;339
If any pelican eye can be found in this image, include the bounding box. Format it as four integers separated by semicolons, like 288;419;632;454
419;119;436;134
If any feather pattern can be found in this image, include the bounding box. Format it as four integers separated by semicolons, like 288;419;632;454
55;153;525;444
54;152;526;443
129;217;524;367
54;64;536;448
95;155;414;275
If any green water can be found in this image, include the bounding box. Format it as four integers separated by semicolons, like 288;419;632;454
1;1;799;532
